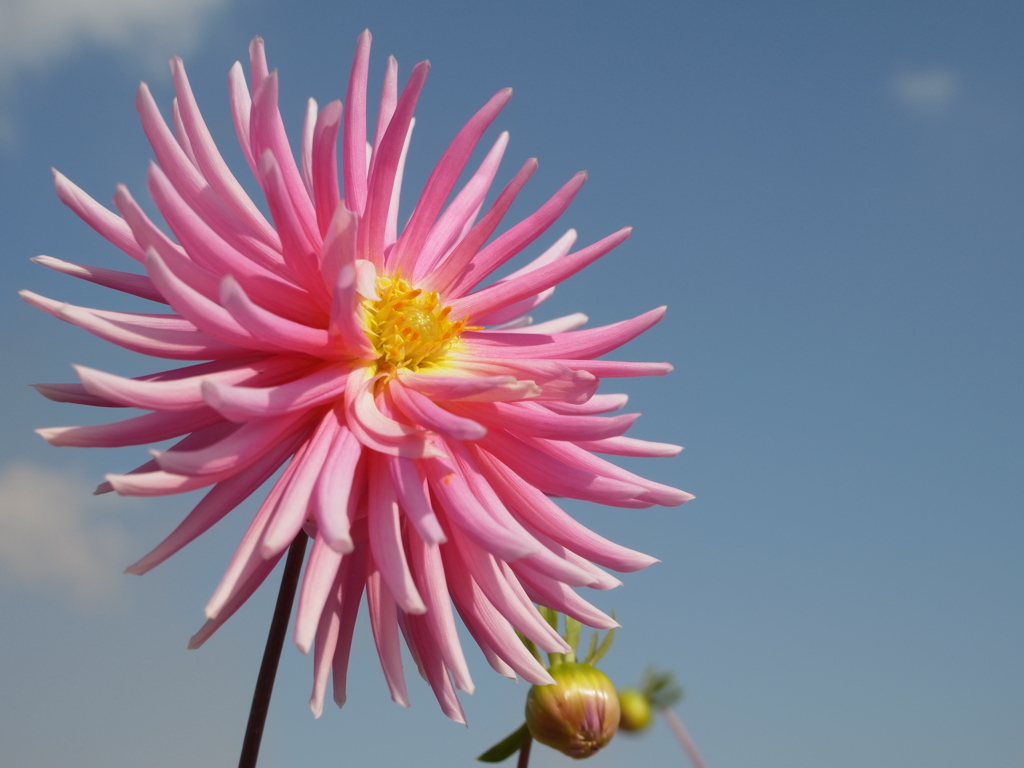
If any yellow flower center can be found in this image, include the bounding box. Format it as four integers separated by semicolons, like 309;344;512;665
364;275;466;374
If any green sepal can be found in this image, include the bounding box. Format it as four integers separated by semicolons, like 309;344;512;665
477;722;529;763
537;605;559;631
583;632;598;664
515;630;542;663
586;610;616;665
642;667;683;709
564;616;582;660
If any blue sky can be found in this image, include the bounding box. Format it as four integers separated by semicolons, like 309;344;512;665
0;1;1021;766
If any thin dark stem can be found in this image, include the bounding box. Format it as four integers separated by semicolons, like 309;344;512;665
516;733;533;768
238;531;309;768
661;707;707;768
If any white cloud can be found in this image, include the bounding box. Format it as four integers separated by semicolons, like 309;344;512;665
0;0;230;85
892;67;960;112
0;462;129;604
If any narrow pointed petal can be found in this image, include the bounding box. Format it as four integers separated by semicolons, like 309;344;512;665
31;255;165;303
388;456;445;545
414;131;510;279
389;87;512;276
294;534;344;654
52;169;145;261
450;227;631;321
312;100;343;237
447;172;587;297
342;30;372;216
311;421;362;553
366;558;410;707
367;453;426;614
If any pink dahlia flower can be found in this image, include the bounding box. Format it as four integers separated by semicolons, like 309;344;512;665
24;32;692;722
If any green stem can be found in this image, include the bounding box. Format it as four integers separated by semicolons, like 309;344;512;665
237;531;309;768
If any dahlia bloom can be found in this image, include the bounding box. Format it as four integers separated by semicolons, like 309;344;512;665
24;32;692;722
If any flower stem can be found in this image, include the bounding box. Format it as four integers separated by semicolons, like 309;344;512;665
661;707;707;768
516;733;533;768
237;531;309;768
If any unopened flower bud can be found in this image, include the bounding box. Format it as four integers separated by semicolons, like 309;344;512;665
525;662;620;759
616;688;653;732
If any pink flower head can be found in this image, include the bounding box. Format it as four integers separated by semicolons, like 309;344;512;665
24;32;692;722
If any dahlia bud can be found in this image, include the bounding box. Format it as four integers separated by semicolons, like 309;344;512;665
525;662;621;759
616;688;653;732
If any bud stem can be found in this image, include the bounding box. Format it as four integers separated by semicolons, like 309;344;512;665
238;531;309;768
516;733;533;768
661;707;707;768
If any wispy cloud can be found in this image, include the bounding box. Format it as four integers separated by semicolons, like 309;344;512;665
0;0;231;85
892;67;961;112
0;462;129;604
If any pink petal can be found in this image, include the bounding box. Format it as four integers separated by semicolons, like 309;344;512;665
31;382;120;408
443;544;554;685
406;533;473;693
228;61;258;178
154;409;312;476
249;72;318;245
219;276;333;357
465;306;666;360
476;429;647;506
367;453;426;614
422;157;537;294
256;413;338;558
75;357;296;411
344;367;441;458
390;381;486;440
255;149;326;300
188;550;284;649
575;436;684;458
359;61;429;268
300;98;317;200
52;169;145;261
170;56;279;247
37;406;222;448
450;226;631;321
328;544;368;708
458;400;639;441
447;172;587;298
31;255;165;303
372;55;398;150
342;30;372;217
512;563;618;630
311;421;363;553
311;100;343;237
366;556;410;707
547;359;674;378
294;536;343;656
127;434;301;575
473;287;555;328
543;393;629;415
202;363;349;422
423;454;536;563
380;457;440;545
396;372;539;402
532;437;694;507
388;87;512;276
413;131;510;279
146;251;273;350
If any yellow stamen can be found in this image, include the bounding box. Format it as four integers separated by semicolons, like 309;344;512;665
364;274;466;374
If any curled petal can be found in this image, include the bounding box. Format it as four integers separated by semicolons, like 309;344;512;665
390;381;486;440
